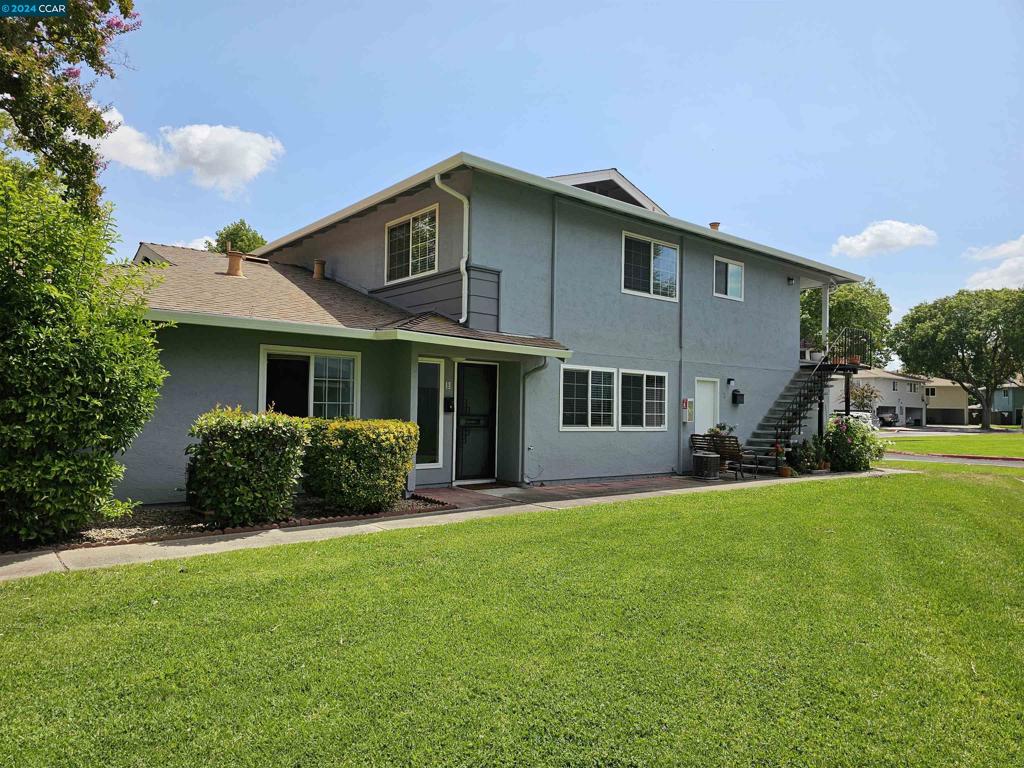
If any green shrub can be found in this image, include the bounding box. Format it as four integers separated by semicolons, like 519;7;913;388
0;157;166;546
823;414;885;471
303;419;418;513
186;407;307;526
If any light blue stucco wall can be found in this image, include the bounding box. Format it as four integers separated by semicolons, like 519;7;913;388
470;172;813;481
117;324;525;502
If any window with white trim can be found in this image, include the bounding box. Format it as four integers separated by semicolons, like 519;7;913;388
619;370;667;430
261;346;359;419
415;359;443;467
926;387;936;397
713;256;744;301
386;206;437;283
561;366;616;430
908;383;919;394
622;233;678;300
892;381;898;392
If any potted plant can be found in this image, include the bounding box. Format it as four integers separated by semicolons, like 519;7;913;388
811;434;830;473
771;442;791;477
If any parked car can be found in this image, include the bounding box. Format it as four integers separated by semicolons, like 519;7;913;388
877;412;899;427
837;410;879;429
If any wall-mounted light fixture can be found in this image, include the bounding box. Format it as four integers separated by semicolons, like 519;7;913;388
787;277;796;286
727;378;736;388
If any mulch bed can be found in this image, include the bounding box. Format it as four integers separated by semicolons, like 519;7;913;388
2;494;455;555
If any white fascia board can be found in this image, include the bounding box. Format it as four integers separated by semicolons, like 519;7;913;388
255;151;863;285
145;308;571;359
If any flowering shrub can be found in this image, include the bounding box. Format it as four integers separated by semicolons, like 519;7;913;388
823;414;885;471
707;422;736;436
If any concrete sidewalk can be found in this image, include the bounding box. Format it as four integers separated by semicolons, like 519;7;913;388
0;469;906;583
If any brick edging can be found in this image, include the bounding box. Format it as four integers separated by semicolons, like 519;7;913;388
887;449;1024;462
1;494;456;556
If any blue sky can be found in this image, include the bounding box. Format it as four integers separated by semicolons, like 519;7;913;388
94;0;1023;322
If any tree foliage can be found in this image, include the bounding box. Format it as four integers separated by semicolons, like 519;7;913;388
207;219;266;254
801;279;893;366
0;155;166;544
0;2;141;216
891;289;1022;429
850;382;881;412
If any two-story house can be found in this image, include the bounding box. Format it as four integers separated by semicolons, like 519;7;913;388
121;153;861;502
990;377;1023;425
923;377;970;425
829;368;927;426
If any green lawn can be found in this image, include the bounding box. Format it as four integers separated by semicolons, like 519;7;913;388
886;433;1024;457
2;471;1023;766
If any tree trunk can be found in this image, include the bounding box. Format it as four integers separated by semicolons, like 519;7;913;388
981;391;994;430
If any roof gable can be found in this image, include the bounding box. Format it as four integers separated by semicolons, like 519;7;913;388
548;169;666;214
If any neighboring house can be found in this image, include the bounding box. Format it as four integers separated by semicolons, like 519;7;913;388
121;153;861;502
829;368;927;426
990;377;1024;425
924;377;969;425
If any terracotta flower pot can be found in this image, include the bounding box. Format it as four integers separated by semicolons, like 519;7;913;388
778;466;792;478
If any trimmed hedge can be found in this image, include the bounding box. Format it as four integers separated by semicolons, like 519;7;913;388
303;419;419;513
186;407;307;526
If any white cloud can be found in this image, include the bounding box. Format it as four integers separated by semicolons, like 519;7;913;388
96;108;176;177
963;234;1024;261
94;110;284;196
966;257;1024;289
831;220;938;258
174;235;215;250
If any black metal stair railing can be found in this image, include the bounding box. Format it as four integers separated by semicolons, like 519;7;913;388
769;327;872;470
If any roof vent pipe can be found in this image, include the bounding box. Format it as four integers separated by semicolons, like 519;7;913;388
313;258;326;280
709;221;720;231
224;240;245;278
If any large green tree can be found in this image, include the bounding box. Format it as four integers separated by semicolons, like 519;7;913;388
0;1;140;215
801;279;893;366
0;154;166;544
207;219;266;254
891;289;1020;429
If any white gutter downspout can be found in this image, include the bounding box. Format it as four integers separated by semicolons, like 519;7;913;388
434;174;470;323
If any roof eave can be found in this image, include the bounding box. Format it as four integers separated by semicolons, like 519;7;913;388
145;308;572;359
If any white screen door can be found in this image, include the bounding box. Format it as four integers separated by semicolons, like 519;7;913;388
695;378;720;434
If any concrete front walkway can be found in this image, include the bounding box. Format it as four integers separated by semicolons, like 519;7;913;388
0;469;906;583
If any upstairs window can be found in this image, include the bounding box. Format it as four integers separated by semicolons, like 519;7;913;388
386;206;438;283
926;387;936;397
619;370;667;430
892;381;898;392
909;383;919;394
561;366;616;430
622;233;678;300
713;256;744;301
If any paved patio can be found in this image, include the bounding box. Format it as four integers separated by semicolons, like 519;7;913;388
0;469;906;582
419;473;754;511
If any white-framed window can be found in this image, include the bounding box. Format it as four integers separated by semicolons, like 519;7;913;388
909;383;919;394
560;365;617;431
892;381;898;392
386;204;438;284
415;358;444;468
259;345;360;418
1002;388;1010;398
619;369;668;431
713;255;744;301
926;387;936;397
621;232;678;301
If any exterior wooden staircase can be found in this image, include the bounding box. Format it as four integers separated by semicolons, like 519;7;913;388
744;328;872;467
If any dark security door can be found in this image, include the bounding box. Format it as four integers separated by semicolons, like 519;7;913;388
456;363;497;481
